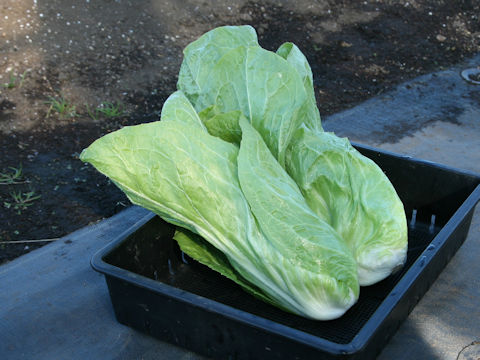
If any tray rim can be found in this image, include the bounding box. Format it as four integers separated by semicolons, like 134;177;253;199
91;146;480;356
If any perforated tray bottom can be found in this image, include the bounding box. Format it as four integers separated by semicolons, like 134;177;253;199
104;216;439;345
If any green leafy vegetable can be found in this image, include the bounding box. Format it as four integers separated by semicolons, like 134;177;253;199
81;25;408;320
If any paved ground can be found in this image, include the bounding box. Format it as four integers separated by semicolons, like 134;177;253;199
1;55;479;359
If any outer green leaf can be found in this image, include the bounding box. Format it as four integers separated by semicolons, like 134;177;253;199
276;43;314;87
173;228;279;308
177;25;259;105
80;121;281;307
237;118;359;319
80;121;248;256
276;42;322;131
286;128;408;285
177;27;324;167
160;90;206;130
181;45;308;167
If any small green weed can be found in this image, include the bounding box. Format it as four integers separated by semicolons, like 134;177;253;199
0;165;25;185
87;101;126;120
4;190;41;214
18;71;28;87
46;96;77;118
2;72;16;89
98;101;126;118
2;70;28;89
86;104;99;120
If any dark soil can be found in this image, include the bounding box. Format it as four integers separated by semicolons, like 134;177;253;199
1;0;479;264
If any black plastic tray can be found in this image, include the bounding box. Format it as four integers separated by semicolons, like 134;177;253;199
91;144;480;359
